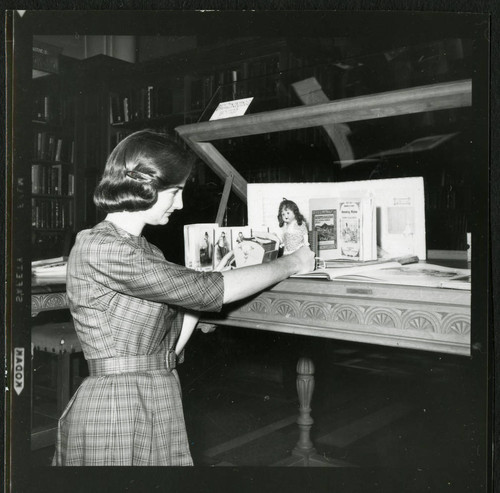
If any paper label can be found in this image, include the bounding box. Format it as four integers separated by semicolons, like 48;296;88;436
209;97;254;120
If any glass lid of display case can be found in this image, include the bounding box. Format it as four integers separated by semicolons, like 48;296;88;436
175;40;475;253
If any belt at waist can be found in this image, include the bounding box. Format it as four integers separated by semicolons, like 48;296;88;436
88;350;176;376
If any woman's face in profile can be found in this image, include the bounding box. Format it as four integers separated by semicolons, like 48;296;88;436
144;185;185;226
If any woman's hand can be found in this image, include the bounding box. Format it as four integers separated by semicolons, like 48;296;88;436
221;244;316;304
287;245;316;275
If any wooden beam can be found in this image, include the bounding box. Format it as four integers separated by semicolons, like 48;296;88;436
187;140;248;202
176;79;472;208
216;174;234;226
176;79;472;143
292;77;354;163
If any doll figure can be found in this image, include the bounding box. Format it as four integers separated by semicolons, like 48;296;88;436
277;198;309;255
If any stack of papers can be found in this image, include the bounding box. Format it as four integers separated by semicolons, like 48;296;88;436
32;256;68;280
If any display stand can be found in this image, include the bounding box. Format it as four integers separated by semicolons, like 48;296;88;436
175;78;472;466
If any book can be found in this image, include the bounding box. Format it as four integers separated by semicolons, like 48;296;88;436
32;256;68;280
310;193;376;261
293;261;470;290
213;227;233;267
51;164;62;195
32;256;68;267
55;138;63;162
311;206;338;259
183;223;218;271
32;263;67;278
247;177;426;260
184;224;277;271
31;164;41;194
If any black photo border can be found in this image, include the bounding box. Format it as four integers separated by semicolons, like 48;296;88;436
3;3;497;493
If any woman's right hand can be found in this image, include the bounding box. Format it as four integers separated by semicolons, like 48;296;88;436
288;246;316;275
221;245;315;304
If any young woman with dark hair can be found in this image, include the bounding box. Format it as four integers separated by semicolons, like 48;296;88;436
53;130;314;466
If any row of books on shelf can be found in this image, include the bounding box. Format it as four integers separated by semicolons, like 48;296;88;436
191;57;280;111
32;164;75;196
33;131;75;163
32;94;60;123
241;55;281;100
32;198;73;229
110;130;132;149
189;74;218;111
33;94;76;124
109;58;282;125
110;85;181;124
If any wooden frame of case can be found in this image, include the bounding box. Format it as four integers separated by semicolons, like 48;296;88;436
176;78;472;225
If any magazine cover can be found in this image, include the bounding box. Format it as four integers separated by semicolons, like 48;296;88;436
311;206;339;258
310;195;376;261
338;199;362;259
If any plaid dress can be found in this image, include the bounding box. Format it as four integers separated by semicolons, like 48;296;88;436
52;221;224;466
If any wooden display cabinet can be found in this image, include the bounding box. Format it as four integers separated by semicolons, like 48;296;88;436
175;78;473;465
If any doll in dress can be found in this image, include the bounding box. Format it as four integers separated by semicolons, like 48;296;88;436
277;198;309;255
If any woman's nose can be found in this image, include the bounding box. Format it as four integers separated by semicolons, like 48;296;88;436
174;193;183;210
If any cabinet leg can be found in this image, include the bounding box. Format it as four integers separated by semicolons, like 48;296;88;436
292;356;316;461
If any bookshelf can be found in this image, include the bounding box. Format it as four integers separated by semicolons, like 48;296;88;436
30;55;136;259
31;73;76;260
57;38;475;253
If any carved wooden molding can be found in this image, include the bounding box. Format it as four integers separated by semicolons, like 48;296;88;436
31;292;68;317
238;294;470;336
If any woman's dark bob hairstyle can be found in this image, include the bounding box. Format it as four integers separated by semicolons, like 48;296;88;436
94;129;194;213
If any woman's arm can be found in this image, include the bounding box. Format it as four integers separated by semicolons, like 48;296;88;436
221;245;314;304
175;245;314;354
175;311;199;356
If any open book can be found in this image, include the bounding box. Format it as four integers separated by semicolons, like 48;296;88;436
292;261;471;290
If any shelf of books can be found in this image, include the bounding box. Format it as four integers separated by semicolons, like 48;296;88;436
108;76;186;127
31;76;76;260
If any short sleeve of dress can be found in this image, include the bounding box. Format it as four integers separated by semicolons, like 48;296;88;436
70;226;224;312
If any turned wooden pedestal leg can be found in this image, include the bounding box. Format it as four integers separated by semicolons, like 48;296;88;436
292;357;316;461
277;355;339;467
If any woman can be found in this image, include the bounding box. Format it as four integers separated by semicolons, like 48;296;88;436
53;130;314;466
